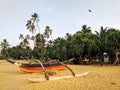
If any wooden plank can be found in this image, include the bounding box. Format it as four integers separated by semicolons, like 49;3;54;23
28;71;89;83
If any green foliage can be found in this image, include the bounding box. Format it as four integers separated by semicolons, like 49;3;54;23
1;19;120;64
0;54;8;60
32;47;44;60
0;39;10;59
8;46;32;59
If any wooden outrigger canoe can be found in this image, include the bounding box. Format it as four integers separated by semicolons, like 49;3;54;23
7;59;89;82
7;58;74;73
15;62;66;73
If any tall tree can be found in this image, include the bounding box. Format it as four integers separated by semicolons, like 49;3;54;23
19;34;24;48
25;34;30;41
44;26;52;39
31;13;40;33
23;38;29;48
106;28;120;65
26;13;40;48
95;26;108;52
81;25;91;34
96;27;120;65
52;37;67;61
19;34;24;42
0;39;10;58
35;33;45;49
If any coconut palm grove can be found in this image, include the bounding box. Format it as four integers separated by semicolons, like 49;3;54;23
0;13;120;65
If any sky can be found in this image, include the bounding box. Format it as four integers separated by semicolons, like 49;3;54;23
0;0;120;47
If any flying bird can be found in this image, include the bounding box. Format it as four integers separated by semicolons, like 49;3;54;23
88;9;92;12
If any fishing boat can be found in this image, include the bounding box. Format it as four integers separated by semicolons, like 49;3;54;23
7;58;74;73
7;59;89;82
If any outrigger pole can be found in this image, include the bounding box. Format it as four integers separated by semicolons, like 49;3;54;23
33;59;49;80
33;59;76;80
58;62;75;77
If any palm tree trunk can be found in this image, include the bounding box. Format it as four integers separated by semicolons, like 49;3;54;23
36;23;40;34
113;49;119;65
79;56;83;64
32;31;36;48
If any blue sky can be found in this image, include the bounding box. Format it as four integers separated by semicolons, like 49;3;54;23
0;0;120;47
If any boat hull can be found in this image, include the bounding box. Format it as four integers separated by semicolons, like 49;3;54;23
6;59;74;73
19;65;66;73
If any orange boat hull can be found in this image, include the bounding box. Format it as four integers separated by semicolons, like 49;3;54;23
19;65;66;73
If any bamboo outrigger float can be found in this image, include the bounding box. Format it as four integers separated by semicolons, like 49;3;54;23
28;71;89;82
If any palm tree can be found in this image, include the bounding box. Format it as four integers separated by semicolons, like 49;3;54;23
19;42;24;48
71;25;100;64
97;26;108;52
35;33;45;49
81;25;91;34
44;26;52;39
26;13;40;48
96;27;120;65
42;26;53;59
106;28;120;65
72;31;84;62
23;38;29;48
19;34;24;42
26;20;35;37
31;13;40;33
25;34;30;41
0;39;10;58
65;33;72;40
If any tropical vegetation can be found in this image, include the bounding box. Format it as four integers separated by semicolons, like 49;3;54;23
0;13;120;65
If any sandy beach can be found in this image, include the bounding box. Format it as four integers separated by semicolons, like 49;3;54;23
0;60;120;90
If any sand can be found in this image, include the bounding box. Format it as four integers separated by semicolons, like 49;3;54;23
0;60;120;90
